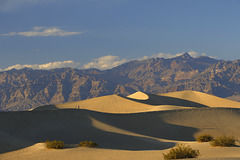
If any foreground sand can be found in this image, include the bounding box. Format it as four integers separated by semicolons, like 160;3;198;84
1;142;240;160
1;91;240;160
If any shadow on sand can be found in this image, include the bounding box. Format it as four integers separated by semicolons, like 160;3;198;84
0;109;180;153
121;94;209;108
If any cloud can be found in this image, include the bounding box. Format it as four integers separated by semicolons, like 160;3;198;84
83;55;127;70
139;51;207;60
2;27;82;37
0;60;80;71
154;52;183;59
0;0;61;11
0;0;41;11
188;51;207;58
0;51;214;72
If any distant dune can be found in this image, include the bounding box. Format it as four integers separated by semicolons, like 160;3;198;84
53;93;197;113
34;90;240;113
127;91;149;100
161;90;240;108
1;90;240;160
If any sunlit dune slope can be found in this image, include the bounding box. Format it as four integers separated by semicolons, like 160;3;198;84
55;94;156;113
127;91;149;100
53;94;195;113
161;90;240;108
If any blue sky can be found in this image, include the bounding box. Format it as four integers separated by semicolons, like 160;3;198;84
0;0;240;71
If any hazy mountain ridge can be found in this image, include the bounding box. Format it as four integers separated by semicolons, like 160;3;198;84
1;53;240;111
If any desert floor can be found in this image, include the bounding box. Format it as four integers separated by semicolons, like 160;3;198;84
1;91;240;160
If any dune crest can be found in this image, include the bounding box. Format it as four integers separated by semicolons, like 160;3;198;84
127;91;149;100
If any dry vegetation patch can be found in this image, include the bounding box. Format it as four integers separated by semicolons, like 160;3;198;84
196;134;214;142
45;140;64;149
163;144;199;160
79;141;98;148
210;136;237;147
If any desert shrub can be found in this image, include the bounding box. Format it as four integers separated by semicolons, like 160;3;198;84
163;144;199;160
79;141;98;148
45;140;50;143
45;140;64;149
196;134;214;142
210;135;236;147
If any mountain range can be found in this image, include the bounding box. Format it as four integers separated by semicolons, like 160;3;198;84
1;52;240;111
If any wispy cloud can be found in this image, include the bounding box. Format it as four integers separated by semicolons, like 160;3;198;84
2;27;82;37
0;60;80;71
81;51;210;70
0;0;54;11
139;51;207;60
83;55;127;70
188;51;207;58
0;0;37;11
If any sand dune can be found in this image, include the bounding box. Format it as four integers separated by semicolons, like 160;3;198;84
126;92;209;108
1;90;240;160
55;94;157;113
52;94;198;113
127;91;149;100
1;108;240;159
161;90;240;108
34;91;240;114
35;91;196;112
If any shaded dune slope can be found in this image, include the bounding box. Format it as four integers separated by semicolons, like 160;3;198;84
1;108;240;154
125;91;209;107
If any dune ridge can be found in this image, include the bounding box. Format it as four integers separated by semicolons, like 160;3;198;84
54;94;198;113
34;90;240;114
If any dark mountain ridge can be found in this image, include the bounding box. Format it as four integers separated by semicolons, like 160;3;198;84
1;52;240;111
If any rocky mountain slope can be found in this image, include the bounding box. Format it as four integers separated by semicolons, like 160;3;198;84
1;52;240;111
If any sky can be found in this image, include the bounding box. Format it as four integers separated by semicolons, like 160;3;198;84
0;0;240;71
